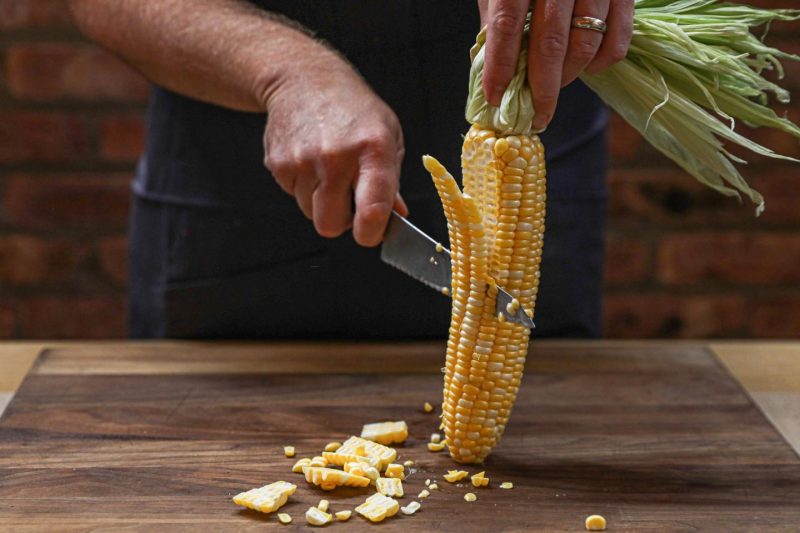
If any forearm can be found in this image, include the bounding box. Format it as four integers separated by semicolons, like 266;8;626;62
67;0;346;113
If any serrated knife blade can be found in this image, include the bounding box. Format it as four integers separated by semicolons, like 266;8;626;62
381;211;534;329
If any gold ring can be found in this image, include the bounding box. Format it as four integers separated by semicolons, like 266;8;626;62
572;16;608;34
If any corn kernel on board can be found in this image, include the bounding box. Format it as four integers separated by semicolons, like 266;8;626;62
2;343;800;530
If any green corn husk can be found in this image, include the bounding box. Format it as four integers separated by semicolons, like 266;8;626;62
465;1;800;214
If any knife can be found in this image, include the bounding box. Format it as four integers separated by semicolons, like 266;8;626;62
381;211;535;329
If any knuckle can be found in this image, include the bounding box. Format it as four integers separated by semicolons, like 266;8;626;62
608;42;629;64
355;128;393;154
537;31;568;59
491;9;522;37
570;39;600;64
358;201;392;225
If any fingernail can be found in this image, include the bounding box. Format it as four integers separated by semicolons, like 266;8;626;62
532;114;550;133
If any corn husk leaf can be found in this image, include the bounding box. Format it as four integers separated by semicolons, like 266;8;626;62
465;1;800;214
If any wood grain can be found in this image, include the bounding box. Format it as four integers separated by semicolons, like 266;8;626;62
1;342;799;532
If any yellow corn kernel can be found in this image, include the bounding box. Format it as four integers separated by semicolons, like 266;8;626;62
424;479;431;486
401;501;421;515
464;492;477;502
355;493;400;523
338;436;397;469
322;451;379;469
291;458;311;473
376;477;404;498
309;456;328;468
471;471;489;487
232;481;297;514
443;470;469;483
384;463;405;480
361;421;408;445
430;433;441;444
302;466;370;491
278;513;292;524
324;441;341;452
585;514;607;531
335;510;352;521
427;441;446;452
317;499;329;513
424;401;434;413
305;506;333;526
500;481;513;489
418;489;430;499
403;460;414;467
428;483;439;490
283;446;295;458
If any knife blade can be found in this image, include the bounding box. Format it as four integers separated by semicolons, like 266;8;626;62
381;211;535;329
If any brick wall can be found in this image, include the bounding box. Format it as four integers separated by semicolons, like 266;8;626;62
0;1;798;339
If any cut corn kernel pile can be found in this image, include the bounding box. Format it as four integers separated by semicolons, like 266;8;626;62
283;446;295;458
355;493;400;523
585;514;607;531
343;461;379;484
443;470;469;483
292;458;311;473
305;506;333;526
360;421;409;445
338;436;397;469
471;471;489;487
336;510;352;521
309;456;328;468
376;477;404;498
384;463;405;480
302;466;370;491
232;481;296;514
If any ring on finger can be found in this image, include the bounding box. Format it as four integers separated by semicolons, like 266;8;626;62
572;16;607;34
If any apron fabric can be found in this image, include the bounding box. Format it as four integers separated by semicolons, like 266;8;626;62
129;0;609;340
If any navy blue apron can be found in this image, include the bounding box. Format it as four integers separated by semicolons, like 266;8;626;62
129;0;608;339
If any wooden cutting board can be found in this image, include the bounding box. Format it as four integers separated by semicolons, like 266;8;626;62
0;342;799;532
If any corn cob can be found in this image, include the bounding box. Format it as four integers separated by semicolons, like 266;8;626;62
424;124;545;463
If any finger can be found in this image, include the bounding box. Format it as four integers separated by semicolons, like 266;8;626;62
352;146;399;248
478;0;490;26
483;0;530;106
393;192;409;217
312;157;355;238
586;0;634;75
292;172;318;221
560;0;610;87
529;0;575;131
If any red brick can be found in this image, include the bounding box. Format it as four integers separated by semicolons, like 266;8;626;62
5;43;149;102
0;236;89;286
3;173;131;230
604;294;745;338
100;114;146;161
0;0;72;29
0;304;14;338
98;236;128;286
17;296;126;339
0;111;91;163
751;296;800;338
657;232;800;285
604;235;650;286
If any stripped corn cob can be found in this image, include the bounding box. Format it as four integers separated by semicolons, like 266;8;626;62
376;477;404;498
302;466;370;491
355;493;400;522
424;121;545;463
232;481;297;513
